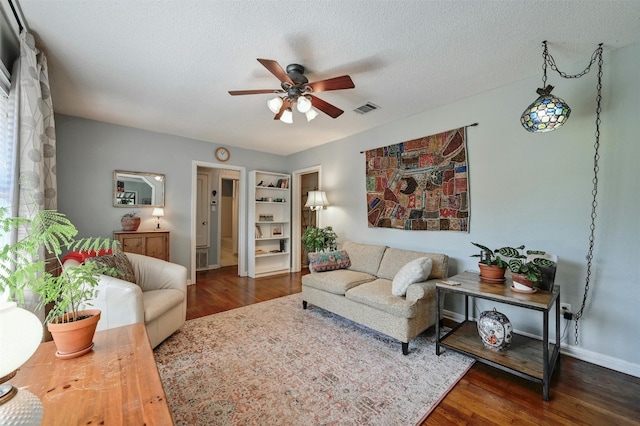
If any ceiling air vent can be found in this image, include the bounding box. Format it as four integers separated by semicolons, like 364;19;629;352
353;102;380;114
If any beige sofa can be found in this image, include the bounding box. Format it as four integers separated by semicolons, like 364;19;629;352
65;252;187;348
301;241;449;355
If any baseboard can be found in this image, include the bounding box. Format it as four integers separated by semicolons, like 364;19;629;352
442;309;640;378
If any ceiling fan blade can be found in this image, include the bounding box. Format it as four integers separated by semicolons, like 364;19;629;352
305;75;355;93
309;95;344;118
257;59;294;85
228;89;284;96
274;98;292;120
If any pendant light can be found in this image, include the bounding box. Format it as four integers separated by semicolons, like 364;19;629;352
519;41;605;345
520;42;570;132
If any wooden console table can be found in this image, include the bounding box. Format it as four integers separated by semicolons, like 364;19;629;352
436;271;560;400
114;230;170;261
12;323;173;425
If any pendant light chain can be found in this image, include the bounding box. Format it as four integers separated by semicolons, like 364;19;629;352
574;45;604;345
539;42;604;345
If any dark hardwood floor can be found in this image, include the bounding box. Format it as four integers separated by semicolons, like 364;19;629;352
189;267;640;425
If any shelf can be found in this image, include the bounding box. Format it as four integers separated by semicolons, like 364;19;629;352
249;170;291;278
440;322;556;380
255;251;289;258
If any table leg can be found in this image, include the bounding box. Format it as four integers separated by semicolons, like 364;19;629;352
543;309;550;401
436;288;441;355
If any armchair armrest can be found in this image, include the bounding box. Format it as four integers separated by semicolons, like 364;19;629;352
125;252;187;294
81;274;144;331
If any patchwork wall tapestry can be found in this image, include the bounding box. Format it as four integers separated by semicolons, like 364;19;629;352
365;127;470;232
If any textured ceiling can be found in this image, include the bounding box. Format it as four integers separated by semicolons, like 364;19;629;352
16;0;640;155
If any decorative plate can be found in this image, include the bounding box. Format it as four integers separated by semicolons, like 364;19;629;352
477;308;513;351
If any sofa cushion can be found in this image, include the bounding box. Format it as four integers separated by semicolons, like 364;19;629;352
302;269;376;295
308;250;351;272
345;279;418;319
342;241;387;275
392;257;433;296
87;251;137;284
377;247;448;280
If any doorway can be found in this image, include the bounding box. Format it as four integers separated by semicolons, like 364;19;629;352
291;165;322;272
191;161;246;284
220;176;239;267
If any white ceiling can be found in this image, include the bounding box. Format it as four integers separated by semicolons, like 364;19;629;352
16;0;640;156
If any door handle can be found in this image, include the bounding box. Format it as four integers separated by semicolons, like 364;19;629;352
202;221;207;225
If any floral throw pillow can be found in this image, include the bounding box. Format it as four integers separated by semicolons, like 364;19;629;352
87;251;137;284
308;250;351;272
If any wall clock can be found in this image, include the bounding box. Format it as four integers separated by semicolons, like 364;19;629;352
215;147;230;162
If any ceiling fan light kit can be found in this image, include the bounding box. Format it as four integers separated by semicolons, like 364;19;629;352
229;58;355;123
267;97;284;114
280;108;293;124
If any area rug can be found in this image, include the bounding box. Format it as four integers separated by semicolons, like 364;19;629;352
154;294;473;425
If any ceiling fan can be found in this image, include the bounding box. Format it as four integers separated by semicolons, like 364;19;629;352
228;59;355;122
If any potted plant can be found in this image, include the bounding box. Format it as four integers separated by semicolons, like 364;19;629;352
120;211;140;231
0;206;117;359
471;242;508;282
302;226;338;254
496;245;556;290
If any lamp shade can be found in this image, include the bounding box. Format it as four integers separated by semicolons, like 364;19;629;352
305;108;319;122
280;108;293;124
520;93;571;132
305;190;329;211
267;97;284;114
0;302;42;379
152;207;164;217
296;96;312;113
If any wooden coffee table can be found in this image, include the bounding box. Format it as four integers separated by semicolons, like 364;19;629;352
12;323;173;424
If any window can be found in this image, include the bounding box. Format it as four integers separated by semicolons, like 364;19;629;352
0;60;15;249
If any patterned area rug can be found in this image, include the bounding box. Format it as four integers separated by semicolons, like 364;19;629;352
154;294;473;425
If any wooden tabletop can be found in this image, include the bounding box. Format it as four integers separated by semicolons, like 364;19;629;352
437;271;559;311
12;323;173;425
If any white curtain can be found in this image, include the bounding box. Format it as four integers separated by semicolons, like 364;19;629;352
11;31;57;214
3;31;57;315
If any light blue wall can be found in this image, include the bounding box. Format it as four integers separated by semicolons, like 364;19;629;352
287;44;640;372
55;115;286;275
55;44;639;374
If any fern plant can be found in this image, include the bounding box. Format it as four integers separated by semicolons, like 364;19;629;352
0;206;117;324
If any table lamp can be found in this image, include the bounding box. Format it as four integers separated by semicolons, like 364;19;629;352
152;207;165;229
0;302;44;424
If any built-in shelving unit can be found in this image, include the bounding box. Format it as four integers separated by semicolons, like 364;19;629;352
248;170;291;278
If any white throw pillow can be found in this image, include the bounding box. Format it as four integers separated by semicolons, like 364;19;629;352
391;257;433;296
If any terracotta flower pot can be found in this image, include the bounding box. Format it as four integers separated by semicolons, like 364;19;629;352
121;216;141;231
48;310;101;359
478;263;506;283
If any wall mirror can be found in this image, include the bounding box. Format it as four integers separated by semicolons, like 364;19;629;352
113;170;165;207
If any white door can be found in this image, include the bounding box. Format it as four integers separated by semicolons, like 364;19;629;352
196;173;210;247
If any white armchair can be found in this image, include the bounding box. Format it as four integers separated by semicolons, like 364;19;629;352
65;252;187;348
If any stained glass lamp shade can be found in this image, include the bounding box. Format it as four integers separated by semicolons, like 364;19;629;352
520;85;571;132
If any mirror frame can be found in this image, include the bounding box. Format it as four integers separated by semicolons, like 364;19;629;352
113;170;165;208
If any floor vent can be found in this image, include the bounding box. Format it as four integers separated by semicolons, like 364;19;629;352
196;250;208;269
354;102;380;114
